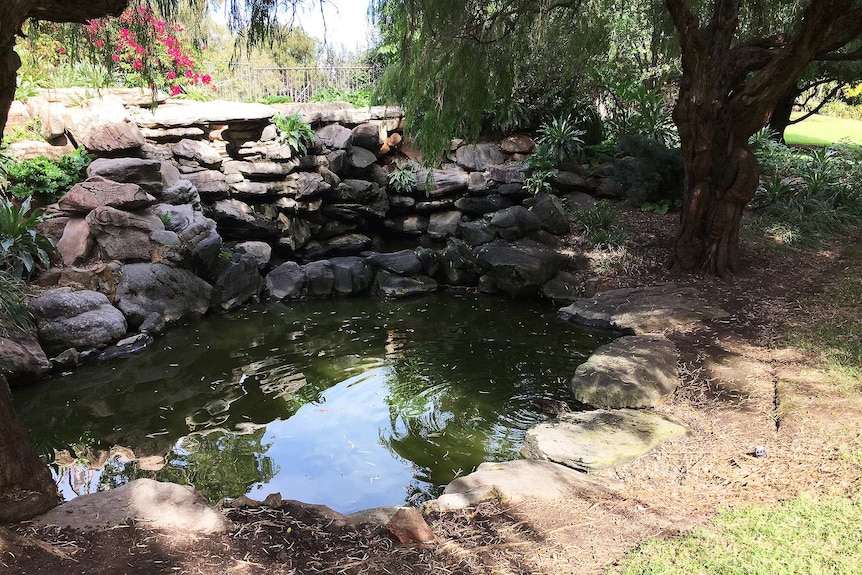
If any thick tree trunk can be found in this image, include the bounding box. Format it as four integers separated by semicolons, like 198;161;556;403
0;375;59;523
767;84;803;143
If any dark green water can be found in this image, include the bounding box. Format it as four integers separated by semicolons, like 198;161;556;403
13;294;609;513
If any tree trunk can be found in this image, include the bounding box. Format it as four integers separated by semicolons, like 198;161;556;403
0;375;59;523
767;84;803;143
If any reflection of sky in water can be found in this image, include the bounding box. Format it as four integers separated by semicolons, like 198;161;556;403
16;296;611;513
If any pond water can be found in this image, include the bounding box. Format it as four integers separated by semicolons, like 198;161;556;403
13;294;610;514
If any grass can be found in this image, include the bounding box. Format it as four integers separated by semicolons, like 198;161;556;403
613;493;862;575
785;113;862;146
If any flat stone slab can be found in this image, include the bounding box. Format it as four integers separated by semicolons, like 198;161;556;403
558;283;728;334
36;479;229;534
433;459;617;511
571;335;680;409
522;409;688;472
134;100;276;128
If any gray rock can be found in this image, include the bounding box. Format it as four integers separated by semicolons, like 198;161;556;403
86;206;165;262
524;192;570;235
563;191;598;210
185;170;229;198
558;284;729;335
366;250;422;275
352;121;386;149
348;146;377;169
31;288;127;352
115;263;213;328
135;100;275;127
454;194;514;217
457;220;497;247
488;165;525;185
522;409;688;472
552;171;593;193
415;247;440;277
500;134;536;154
387;214;428;235
161;180;200;205
427;210;463;238
150;204;223;273
235;241;272;270
316;123;354;149
435;459;614;511
211;253;264;311
488;205;543;240
302;260;335;297
571;335;680;409
541;271;582;305
0;330;51;381
475;240;562;296
97;333;153;361
416;166;470;197
330;257;373;295
59;177;157;214
172;138;223;168
454;143;505;171
62;98;145;153
35;478;229;534
87;157;164;196
265;262;307;300
375;271;438;298
284;172;330;200
210;199;278;240
439;238;483;285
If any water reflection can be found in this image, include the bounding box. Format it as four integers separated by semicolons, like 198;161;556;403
14;295;610;513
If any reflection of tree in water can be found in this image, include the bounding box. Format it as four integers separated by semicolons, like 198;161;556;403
100;428;277;503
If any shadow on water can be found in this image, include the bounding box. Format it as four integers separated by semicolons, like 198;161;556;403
13;294;612;513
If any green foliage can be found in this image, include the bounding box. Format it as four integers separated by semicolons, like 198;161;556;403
14;76;44;101
257;95;294;104
574;201;630;248
3;148;91;203
523;150;558;195
1;119;44;146
0;196;56;279
0;270;34;337
535;115;585;165
616;494;862;575
310;87;372;108
820;101;862;121
610;135;685;206
641;200;677;215
600;74;677;145
271;111;315;156
387;159;419;194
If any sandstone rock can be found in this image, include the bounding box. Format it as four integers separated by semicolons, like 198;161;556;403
140;126;207;142
85;206;165;261
302;260;335;297
24;96;64;139
427;210;463;238
375;271;438;298
211;253;264;311
30;288;127;353
386;508;434;545
440;238;483;285
59;177;156;214
115;263;213;328
563;191;598;210
475;240;562;296
0;330;51;382
457;220;496;247
348;146;377;169
134;100;275;128
57;217;94;266
522;409;688;472
416;166;469;197
558;284;730;334
307;233;373;258
541;271;582;305
265;262;307;300
366;250;422;275
553;171;593;193
36;479;229;534
570;335;680;409
352;121;386;149
172;138;223;168
87;158;164;196
58;263;122;298
488;165;525;185
500;134;535;154
316;123;354;149
161;180;200;205
3;140;75;161
454;195;513;217
234;241;272;270
454;143;505;171
62;97;145;153
185;170;229;198
387;214;428;235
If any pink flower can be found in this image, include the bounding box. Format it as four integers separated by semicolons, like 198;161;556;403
201;74;211;85
185;69;194;78
95;39;105;49
170;85;182;96
111;53;121;62
167;70;177;80
57;47;66;54
133;58;144;71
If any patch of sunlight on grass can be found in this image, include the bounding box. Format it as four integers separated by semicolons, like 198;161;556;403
614;494;862;575
785;114;862;146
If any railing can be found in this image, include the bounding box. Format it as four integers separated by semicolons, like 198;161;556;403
216;64;381;102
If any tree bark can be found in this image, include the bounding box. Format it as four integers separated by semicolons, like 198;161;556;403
767;84;803;143
0;375;59;523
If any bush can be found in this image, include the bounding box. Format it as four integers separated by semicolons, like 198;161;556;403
0;270;34;336
272;112;315;156
310;87;372;108
819;101;862;121
0;196;56;279
536;115;585;165
3;147;90;202
609;135;685;207
388;159;418;194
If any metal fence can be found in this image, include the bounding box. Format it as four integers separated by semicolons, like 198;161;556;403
216;64;381;102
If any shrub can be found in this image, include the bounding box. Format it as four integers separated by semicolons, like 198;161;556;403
1;119;44;146
310;87;372;108
272;112;315;156
610;135;685;207
3;148;91;202
535;115;585;165
0;196;56;279
523;150;558;195
0;270;34;336
388;159;418;194
819;101;862;121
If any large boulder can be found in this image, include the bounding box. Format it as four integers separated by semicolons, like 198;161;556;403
454;143;505;171
265;262;307;300
439;238;483;285
150;204;223;274
62;97;145;153
330;257;373;295
416;166;469;198
316;123;354;149
427;210;463;238
375;271;438;298
475;240;562;296
57;217;94;266
302;260;335;297
30;288;127;353
172;138;223;169
210;253;264;311
522;409;688;472
488;205;543;240
524;192;570;235
454;195;513;217
85;206;166;262
0;330;51;382
570;335;680;409
87;157;165;196
115;263;213;328
365;250;423;276
58;177;157;214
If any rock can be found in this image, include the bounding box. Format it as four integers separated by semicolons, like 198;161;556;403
553;171;593;193
161;180;200;205
24;96;64;139
387;214;429;235
304;234;373;258
210;199;277;240
475;240;562;296
348;146;377;169
435;459;614;511
457;220;497;247
57;217;94;266
488;205;543;240
97;333;153;361
302;260;335;297
211;253;264;311
316;123;354;149
140;126;207;142
522;409;688;472
541;271;582;305
284;172;330;200
439;238;482;285
30;288;127;353
415;247;440;277
454;195;513;217
85;206;165;262
134;100;275;128
0;330;51;382
62;97;145;153
330;257;373;295
235;241;272;270
375;271;438;298
524;192;570;235
87;158;164;196
59;177;157;214
223;160;295;180
151;204;223;273
58;262;122;298
366;250;422;275
3;140;75;161
386;508;434;545
416;167;469;197
571;335;680;409
265;262;307;300
488;165;525;185
558;284;730;334
591;177;627;200
347;507;402;527
427;210;463;238
454;143;505;171
352;121;386;149
500;135;536;154
388;195;416;210
185;170;229;198
172;138;223;168
563;191;598;210
35;479;229;534
115;263;213;328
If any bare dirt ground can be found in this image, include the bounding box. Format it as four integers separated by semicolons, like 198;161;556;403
2;209;860;575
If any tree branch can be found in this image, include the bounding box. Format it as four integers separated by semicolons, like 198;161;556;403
788;84;843;125
27;0;128;23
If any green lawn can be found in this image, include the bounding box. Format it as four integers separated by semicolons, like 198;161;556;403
785;113;862;146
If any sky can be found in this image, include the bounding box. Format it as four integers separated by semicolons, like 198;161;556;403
297;0;374;53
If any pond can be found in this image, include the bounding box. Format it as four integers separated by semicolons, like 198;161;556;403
13;294;610;514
